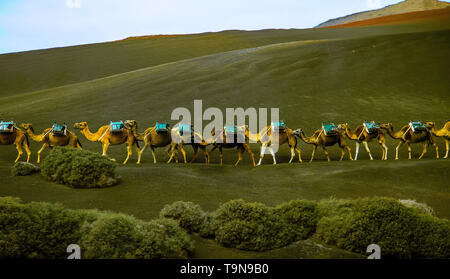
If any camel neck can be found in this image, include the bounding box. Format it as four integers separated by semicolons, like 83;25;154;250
81;126;102;142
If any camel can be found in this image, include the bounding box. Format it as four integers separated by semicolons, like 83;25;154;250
123;120;172;164
21;123;82;163
292;128;353;162
73;122;140;164
0;122;31;163
205;126;256;167
167;125;210;164
245;124;302;165
338;123;388;160
426;121;450;158
380;123;438;160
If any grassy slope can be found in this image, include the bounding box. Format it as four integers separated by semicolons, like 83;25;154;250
0;12;449;258
0;13;448;97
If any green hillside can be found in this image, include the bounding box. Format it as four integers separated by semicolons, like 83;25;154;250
0;12;449;258
0;12;449;96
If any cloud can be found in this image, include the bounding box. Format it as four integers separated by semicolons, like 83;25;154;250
366;0;383;10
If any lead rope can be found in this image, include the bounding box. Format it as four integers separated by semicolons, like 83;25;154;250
98;126;111;141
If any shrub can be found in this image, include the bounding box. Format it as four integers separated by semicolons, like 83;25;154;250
0;197;193;259
40;147;117;188
0;197;89;258
80;214;193;259
316;197;450;259
11;162;40;176
160;201;207;233
213;199;318;251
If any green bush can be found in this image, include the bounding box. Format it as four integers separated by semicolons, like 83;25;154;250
316;197;450;259
0;197;193;259
213;199;318;251
40;147;117;188
0;197;88;258
11;162;40;176
160;201;207;233
80;214;193;259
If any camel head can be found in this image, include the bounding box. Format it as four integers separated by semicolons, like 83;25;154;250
123;120;137;129
380;123;393;130
292;128;303;137
20;123;33;130
337;123;349;130
426;122;435;129
73;122;88;129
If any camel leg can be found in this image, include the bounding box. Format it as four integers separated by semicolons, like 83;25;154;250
309;145;317;163
354;142;360;160
243;143;256;167
24;141;31;163
219;147;223;166
179;145;187;164
407;143;412;160
395;141;404;160
257;143;267;166
200;146;209;163
346;146;353;160
235;147;243;166
433;142;439;160
269;147;277;165
339;147;345;161
363;141;373;160
444;139;449;159
288;147;295;163
418;142;427;160
322;146;331;162
134;142;141;164
150;146;157;164
123;144;132;165
190;145;199;163
296;147;302;163
207;145;218;164
14;143;24;163
379;141;388;160
37;143;48;164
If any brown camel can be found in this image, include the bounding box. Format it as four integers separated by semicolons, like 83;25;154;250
73;122;140;164
426;121;450;158
123;120;172;164
206;126;256;167
0;122;31;163
245;125;301;165
21;123;82;163
380;123;438;160
167;125;210;164
292;128;353;162
338;123;388;160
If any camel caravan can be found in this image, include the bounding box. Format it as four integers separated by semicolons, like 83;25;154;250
1;119;449;166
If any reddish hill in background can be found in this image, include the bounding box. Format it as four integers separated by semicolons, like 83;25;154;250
321;7;450;29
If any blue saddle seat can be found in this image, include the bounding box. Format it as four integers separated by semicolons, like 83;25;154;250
409;121;427;133
364;121;380;134
322;122;339;136
52;123;67;136
271;120;287;132
155;122;170;134
225;126;237;135
178;123;192;136
0;121;14;133
110;121;124;133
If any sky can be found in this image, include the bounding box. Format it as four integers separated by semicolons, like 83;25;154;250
0;0;442;54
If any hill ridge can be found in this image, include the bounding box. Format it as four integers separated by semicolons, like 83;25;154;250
316;0;450;28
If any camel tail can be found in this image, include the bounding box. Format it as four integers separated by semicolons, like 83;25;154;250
25;134;30;147
135;139;140;149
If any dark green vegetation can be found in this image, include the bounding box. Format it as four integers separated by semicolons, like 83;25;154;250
316;197;450;258
0;197;193;259
0;12;449;258
11;162;39;176
162;198;450;258
40;147;117;188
